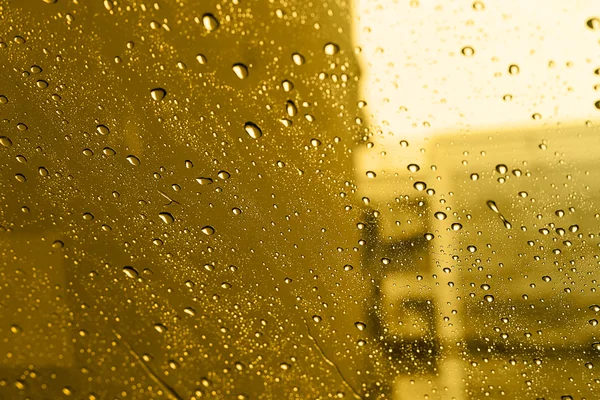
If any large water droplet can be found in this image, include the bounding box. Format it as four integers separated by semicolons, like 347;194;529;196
159;212;174;224
150;88;167;101
292;53;305;65
586;17;600;30
244;122;262;139
202;13;219;31
324;42;339;55
122;266;139;278
0;136;12;147
126;155;140;165
96;124;110;135
354;321;367;331
201;226;215;235
232;63;249;79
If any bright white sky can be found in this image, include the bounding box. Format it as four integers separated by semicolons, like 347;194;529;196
353;0;600;140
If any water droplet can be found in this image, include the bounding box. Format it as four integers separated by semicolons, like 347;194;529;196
196;54;207;64
38;166;49;176
280;362;291;371
434;212;447;220
244;122;262;139
486;200;499;213
285;100;298;117
424;233;434;241
150;88;167;101
366;171;376;178
569;224;579;233
184;307;196;316
154;323;167;333
83;148;94;156
472;1;485;10
292;53;305;65
586;17;600;30
542;275;552;282
532;113;542;120
312;315;322;323
324;42;339;55
221;282;232;289
16;123;28;131
0;95;8;104
52;240;64;248
201;226;215;235
484;294;495;303
122;266;139;278
467;245;477;253
15;174;27;183
36;80;49;88
96;124;110;135
196;177;213;185
103;147;116;156
202;13;219;31
495;164;508;174
508;64;520;75
407;163;420;172
451;223;463;231
461;46;475;57
503;94;513;101
159;212;174;224
282;80;294;92
232;63;249;79
354;321;367;331
232;207;241;215
217;170;230;180
185;160;194;168
343;264;353;271
0;136;12;147
414;181;426;191
470;173;479;181
126;155;140;165
555;209;565;217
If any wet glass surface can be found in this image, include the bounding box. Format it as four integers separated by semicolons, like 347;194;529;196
0;1;599;399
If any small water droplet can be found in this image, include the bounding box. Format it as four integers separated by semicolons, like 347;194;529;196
36;80;49;88
312;315;322;323
52;240;64;249
461;46;475;57
343;264;353;271
467;245;477;253
15;174;27;183
232;207;241;215
0;95;8;104
244;122;262;139
16;123;28;131
542;275;551;282
366;171;376;178
434;212;447;220
38;166;49;176
150;88;167;101
154;323;167;333
280;362;291;371
484;294;495;303
470;173;479;181
159;212;174;224
407;164;420;172
232;63;249;79
103;147;116;156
